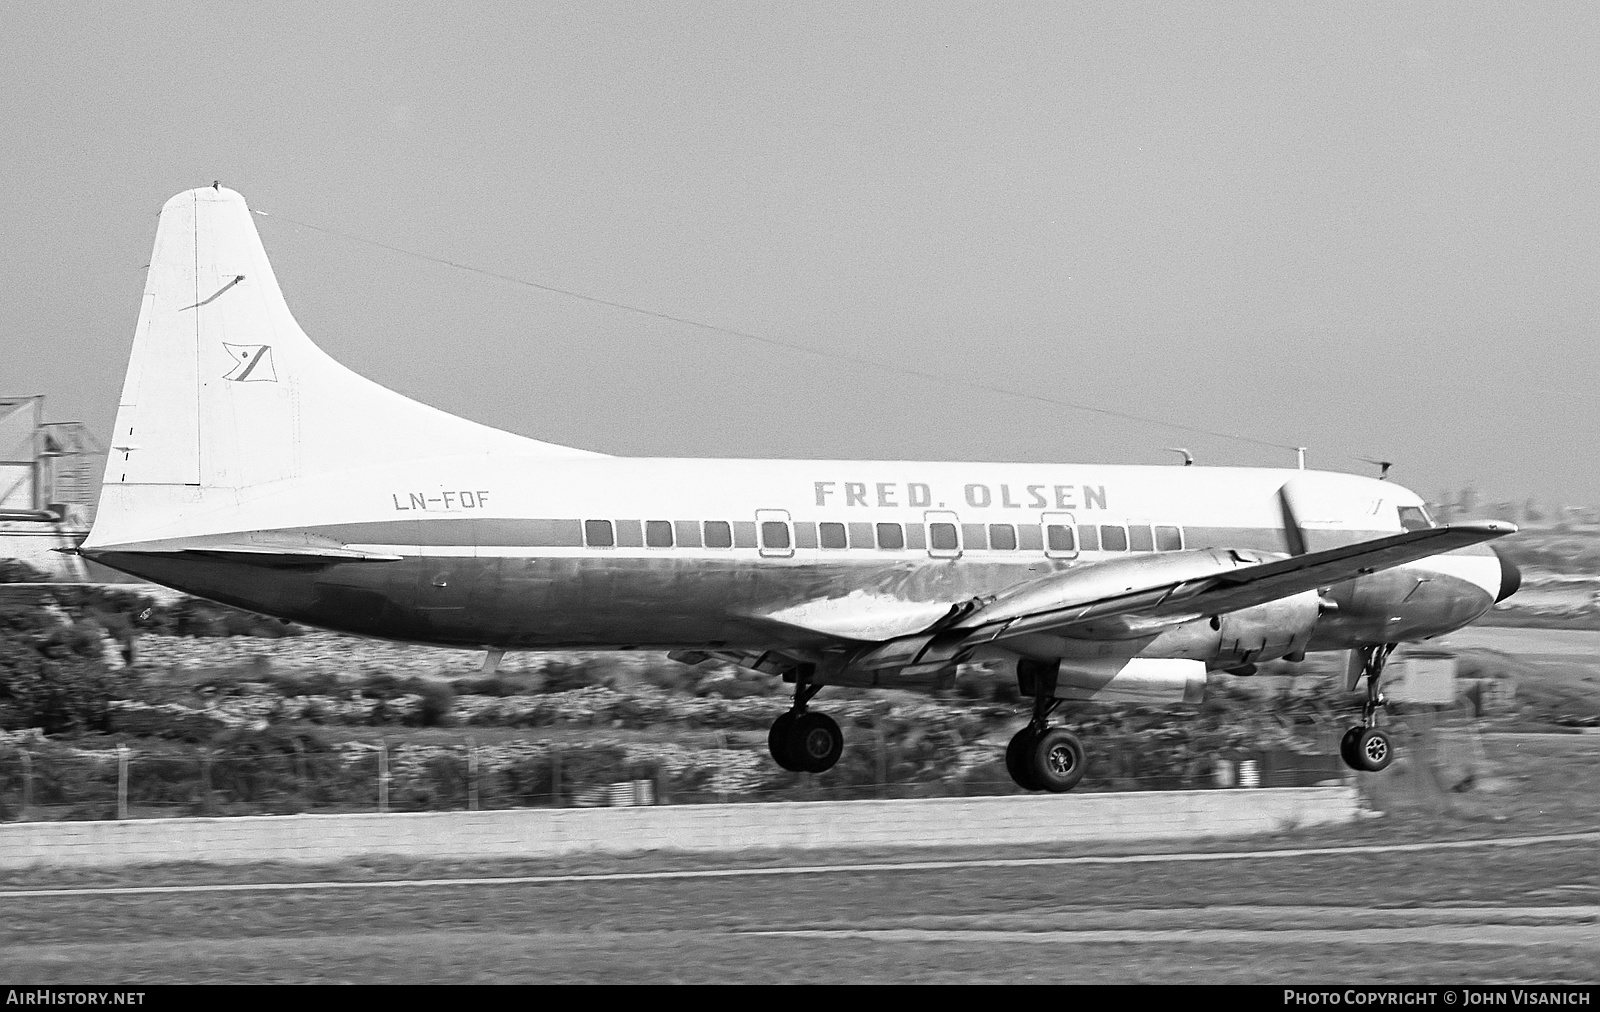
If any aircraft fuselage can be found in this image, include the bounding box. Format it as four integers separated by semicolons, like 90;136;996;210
87;457;1511;665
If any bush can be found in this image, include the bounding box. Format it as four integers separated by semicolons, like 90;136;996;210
359;672;404;698
271;670;350;698
690;667;780;698
0;559;51;583
0;603;120;735
206;726;340;807
539;658;612;692
406;678;455;727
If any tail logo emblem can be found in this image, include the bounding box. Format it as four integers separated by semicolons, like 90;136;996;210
222;343;277;383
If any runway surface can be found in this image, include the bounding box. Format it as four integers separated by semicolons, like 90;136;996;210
2;830;1596;900
5;830;1596;983
1444;626;1600;657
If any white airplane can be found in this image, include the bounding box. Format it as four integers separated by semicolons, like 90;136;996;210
81;186;1521;791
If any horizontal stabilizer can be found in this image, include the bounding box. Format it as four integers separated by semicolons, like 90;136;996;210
187;545;404;563
90;529;405;566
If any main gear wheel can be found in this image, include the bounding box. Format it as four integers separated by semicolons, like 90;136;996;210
1005;724;1086;793
785;712;843;773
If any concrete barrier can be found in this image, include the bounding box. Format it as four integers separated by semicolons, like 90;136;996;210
0;787;1357;869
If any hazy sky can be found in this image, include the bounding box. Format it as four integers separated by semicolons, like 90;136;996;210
3;3;1596;507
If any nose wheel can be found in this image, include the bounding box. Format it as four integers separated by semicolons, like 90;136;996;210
1341;643;1398;772
1340;725;1394;772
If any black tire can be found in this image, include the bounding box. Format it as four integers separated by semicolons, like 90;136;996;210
1355;728;1394;772
1339;726;1364;771
786;712;844;773
1006;726;1042;791
768;711;802;771
1028;727;1087;793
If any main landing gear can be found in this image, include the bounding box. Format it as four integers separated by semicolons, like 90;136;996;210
1341;643;1397;773
1005;659;1087;793
767;673;843;774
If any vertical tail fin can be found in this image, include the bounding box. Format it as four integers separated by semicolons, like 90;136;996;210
89;186;597;548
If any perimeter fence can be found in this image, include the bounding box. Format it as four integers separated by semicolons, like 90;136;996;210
0;730;1357;823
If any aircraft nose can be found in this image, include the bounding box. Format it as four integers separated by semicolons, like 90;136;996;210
1492;546;1522;603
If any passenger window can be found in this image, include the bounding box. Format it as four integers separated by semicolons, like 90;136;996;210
584;520;614;548
988;524;1017;550
819;522;847;549
645;520;674;548
1100;526;1128;552
760;521;791;550
929;523;959;551
876;523;905;550
704;520;733;549
1046;524;1076;552
1155;525;1183;551
1129;525;1153;552
1077;524;1101;551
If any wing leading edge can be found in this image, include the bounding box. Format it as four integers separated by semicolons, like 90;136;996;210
955;520;1515;643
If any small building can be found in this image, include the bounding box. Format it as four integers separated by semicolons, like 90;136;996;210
1386;647;1516;716
0;395;104;580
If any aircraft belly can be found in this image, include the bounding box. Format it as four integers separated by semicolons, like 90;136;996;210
88;549;1064;651
454;556;1059;650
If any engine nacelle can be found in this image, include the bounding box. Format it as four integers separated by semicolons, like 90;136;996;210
1214;589;1321;666
1138;589;1322;668
1053;657;1207;704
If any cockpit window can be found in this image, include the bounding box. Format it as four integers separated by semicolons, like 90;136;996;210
1397;506;1433;531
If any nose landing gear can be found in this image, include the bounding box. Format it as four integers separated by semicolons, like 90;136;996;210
1341;643;1396;773
767;674;844;774
1005;659;1087;793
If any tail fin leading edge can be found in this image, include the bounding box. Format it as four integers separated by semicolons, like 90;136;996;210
88;186;597;549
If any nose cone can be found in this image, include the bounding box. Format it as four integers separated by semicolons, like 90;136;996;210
1492;546;1522;603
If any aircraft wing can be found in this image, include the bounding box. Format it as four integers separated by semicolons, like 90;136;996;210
954;521;1515;642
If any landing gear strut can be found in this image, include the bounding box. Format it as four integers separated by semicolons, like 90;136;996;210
767;669;843;774
1340;643;1396;773
1005;659;1087;793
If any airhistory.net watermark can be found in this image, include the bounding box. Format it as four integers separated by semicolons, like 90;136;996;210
5;993;145;1006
